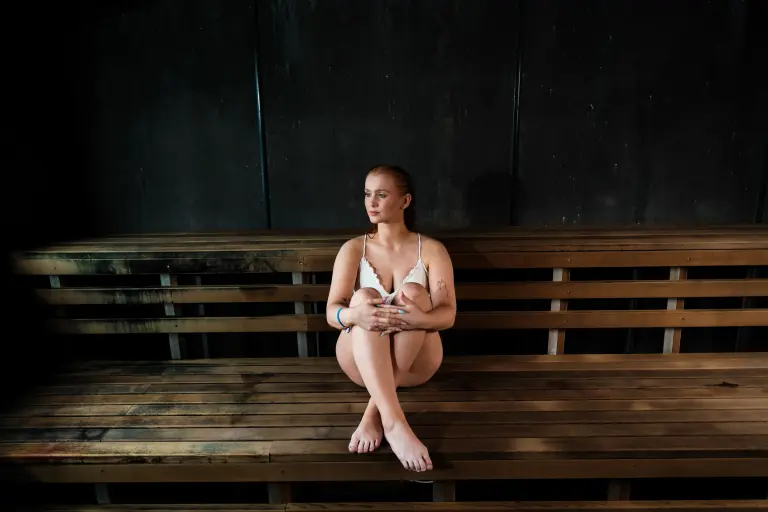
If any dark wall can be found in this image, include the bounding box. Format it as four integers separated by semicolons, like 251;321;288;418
77;0;267;234
53;0;768;233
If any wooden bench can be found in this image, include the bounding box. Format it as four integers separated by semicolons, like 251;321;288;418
2;227;768;505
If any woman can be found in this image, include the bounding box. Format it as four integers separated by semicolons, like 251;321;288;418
326;165;457;473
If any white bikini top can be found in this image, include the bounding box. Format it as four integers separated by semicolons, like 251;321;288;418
359;233;429;300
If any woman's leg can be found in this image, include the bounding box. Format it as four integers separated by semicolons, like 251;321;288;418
335;286;436;471
391;283;443;387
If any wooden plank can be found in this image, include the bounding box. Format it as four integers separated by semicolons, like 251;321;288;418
39;506;283;511
663;267;688;353
14;254;306;276
10;458;768;483
121;398;768;416
49;309;768;334
0;441;271;464
37;283;326;305
269;436;768;463
1;404;133;417
54;368;768;383
87;422;768;442
28;386;768;406
26;502;768;511
64;355;768;373
451;310;768;330
5;409;767;429
33;279;768;305
16;248;768;275
139;376;768;394
547;268;569;355
288;502;768;511
70;352;768;365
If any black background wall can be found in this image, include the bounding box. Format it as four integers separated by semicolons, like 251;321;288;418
9;0;763;239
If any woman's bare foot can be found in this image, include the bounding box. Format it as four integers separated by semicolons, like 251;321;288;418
349;406;383;453
383;418;433;472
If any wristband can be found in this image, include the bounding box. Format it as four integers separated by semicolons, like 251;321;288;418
337;307;347;329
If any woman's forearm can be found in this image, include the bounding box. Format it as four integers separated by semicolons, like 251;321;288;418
326;303;356;330
422;305;456;331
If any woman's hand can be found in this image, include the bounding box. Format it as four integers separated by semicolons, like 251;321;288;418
378;294;429;334
351;297;404;332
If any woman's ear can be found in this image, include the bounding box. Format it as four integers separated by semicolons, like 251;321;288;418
402;193;412;209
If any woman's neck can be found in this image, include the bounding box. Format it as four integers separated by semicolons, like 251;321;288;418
374;222;410;248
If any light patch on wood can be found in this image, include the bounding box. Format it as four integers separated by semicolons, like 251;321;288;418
548;268;570;355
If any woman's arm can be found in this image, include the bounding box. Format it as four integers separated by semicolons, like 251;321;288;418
422;239;457;331
326;238;361;330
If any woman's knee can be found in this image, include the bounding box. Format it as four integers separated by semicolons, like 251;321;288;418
350;287;381;307
397;282;431;310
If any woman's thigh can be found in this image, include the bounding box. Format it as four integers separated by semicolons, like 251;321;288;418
336;330;443;388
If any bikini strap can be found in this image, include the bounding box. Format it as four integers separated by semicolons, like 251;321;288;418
418;233;422;260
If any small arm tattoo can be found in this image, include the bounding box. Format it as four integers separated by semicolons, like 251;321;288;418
437;279;446;290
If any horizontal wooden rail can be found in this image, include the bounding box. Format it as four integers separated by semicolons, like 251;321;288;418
34;279;768;305
15;249;768;275
50;309;768;334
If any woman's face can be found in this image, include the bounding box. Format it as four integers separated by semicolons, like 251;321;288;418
364;172;410;225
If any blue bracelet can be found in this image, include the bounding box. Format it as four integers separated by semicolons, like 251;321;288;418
337;307;347;329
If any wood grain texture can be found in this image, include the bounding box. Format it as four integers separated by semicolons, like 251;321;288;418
49;309;768;335
2;356;767;482
34;279;768;305
28;500;768;510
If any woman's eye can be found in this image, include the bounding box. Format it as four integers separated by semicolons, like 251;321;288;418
378;194;386;199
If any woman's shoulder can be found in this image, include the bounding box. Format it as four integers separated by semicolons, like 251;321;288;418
418;233;449;257
337;235;366;255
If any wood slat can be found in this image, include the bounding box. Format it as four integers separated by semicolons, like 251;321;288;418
10;458;767;482
53;368;768;384
269;436;768;462
285;503;768;512
70;352;767;366
64;421;768;442
33;279;768;305
29;500;768;510
135;376;767;394
120;398;768;417
4;408;767;433
16;248;768;275
27;387;768;407
61;354;768;374
48;309;768;334
4;409;768;429
0;441;271;464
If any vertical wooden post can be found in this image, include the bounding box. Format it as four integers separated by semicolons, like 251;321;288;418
49;276;64;317
547;268;570;355
268;483;292;504
292;272;309;358
663;267;687;354
160;274;183;360
607;479;631;500
194;275;210;358
95;484;110;504
433;481;456;502
311;272;321;356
